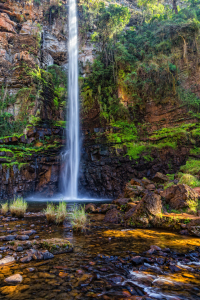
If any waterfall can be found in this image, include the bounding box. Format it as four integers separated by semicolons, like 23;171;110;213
61;0;79;199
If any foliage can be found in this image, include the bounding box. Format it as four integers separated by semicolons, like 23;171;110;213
186;199;198;213
179;173;200;187
10;198;28;218
70;205;88;233
180;159;200;175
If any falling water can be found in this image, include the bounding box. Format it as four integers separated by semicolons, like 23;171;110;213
61;0;79;199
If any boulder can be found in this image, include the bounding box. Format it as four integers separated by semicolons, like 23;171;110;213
162;184;199;210
152;172;169;183
104;208;122;224
112;198;132;207
100;204;117;213
146;184;156;191
130;178;143;187
126;192;162;227
124;183;145;198
85;203;97;213
141;178;153;187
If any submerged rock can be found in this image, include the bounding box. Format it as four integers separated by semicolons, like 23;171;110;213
0;256;15;265
5;274;23;284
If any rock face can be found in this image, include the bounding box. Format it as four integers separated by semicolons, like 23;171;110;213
0;126;64;199
162;184;199;210
125;193;162;227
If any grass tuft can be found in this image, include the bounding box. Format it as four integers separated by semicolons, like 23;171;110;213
10;198;27;218
1;202;9;215
70;205;88;233
44;203;56;223
56;202;67;224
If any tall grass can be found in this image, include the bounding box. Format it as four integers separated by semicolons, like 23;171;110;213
44;202;68;224
10;198;28;218
1;202;9;215
56;202;67;224
44;203;56;223
70;205;88;232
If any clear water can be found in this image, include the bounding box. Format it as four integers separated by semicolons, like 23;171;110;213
61;0;79;199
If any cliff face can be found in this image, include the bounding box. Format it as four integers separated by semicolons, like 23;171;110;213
0;0;200;199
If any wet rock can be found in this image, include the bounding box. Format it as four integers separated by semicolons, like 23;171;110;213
20;230;37;236
131;256;145;265
146;184;156;191
100;204;118;213
20;255;33;263
180;229;189;235
188;225;200;237
0;256;15;265
107;274;124;284
43;251;54;260
16;246;24;252
112;198;132;207
152;172;169;183
124;206;137;220
85;203;97;213
124;184;145;198
162;184;198;210
130;178;143;186
141;178;153;186
5;274;23;284
16;235;29;240
169;264;182;272
0;235;16;241
126;192;162;227
104;208;122;224
147;245;162;254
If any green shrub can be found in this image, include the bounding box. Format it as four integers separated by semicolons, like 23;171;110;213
180;159;200;176
179;173;200;187
10;198;28;218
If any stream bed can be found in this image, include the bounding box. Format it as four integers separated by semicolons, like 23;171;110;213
0;203;200;300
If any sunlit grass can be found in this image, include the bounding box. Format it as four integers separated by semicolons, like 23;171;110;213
56;202;67;224
10;198;28;218
1;202;9;215
70;205;88;232
44;202;68;224
44;203;56;223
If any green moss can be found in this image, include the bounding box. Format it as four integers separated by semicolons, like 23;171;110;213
180;159;200;175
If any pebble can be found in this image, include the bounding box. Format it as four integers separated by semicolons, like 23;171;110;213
16;235;29;241
0;256;15;265
5;274;23;284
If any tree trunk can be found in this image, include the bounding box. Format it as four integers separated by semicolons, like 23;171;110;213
173;0;178;14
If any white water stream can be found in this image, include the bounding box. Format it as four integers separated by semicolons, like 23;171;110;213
61;0;79;199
